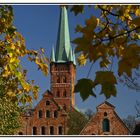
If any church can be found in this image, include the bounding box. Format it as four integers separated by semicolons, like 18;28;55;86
17;6;130;135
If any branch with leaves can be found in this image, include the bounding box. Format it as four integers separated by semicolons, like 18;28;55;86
69;5;140;100
0;5;49;104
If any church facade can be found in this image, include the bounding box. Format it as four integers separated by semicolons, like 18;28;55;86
17;6;130;135
80;101;130;135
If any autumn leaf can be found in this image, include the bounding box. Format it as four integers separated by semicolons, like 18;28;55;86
77;54;87;66
132;17;140;26
94;71;117;99
75;78;96;101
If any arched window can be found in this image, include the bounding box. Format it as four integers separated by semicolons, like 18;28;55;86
46;110;50;118
46;100;50;105
33;127;37;135
56;91;60;97
58;126;63;135
18;132;23;135
54;110;58;118
50;126;54;135
63;90;67;97
41;126;46;135
63;104;66;111
102;118;110;132
57;76;60;83
104;112;107;116
38;110;42;118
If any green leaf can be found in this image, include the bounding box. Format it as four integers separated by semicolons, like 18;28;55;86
70;5;84;16
94;71;117;99
75;78;96;101
118;44;140;77
100;83;117;99
94;71;117;84
132;17;140;26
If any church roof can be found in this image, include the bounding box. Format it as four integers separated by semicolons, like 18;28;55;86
96;101;115;109
50;6;76;65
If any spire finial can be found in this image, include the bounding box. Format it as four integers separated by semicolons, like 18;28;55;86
50;46;55;62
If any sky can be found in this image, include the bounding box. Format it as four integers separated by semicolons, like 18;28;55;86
12;5;140;119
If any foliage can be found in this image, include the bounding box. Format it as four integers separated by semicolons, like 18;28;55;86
0;82;21;135
70;5;140;100
67;108;88;135
123;115;136;133
0;5;49;104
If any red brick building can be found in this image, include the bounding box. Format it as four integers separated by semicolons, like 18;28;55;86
17;6;130;136
80;101;130;135
17;6;76;135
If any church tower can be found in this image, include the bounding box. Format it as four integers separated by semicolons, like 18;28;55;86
50;6;76;111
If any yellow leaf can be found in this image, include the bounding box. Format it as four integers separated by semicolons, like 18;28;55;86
10;44;15;50
135;8;140;16
24;84;30;92
7;91;16;97
77;54;87;66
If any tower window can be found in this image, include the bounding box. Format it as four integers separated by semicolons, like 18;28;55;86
102;118;110;132
54;110;58;118
56;91;60;97
46;100;50;105
46;110;50;118
50;126;54;135
33;127;37;135
58;126;63;135
41;126;46;135
38;110;43;118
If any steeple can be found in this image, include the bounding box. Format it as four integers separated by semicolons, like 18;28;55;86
55;6;76;65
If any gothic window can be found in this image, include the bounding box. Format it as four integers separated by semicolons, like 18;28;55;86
63;104;66;111
18;132;23;135
46;100;50;105
54;110;58;118
58;126;63;135
41;126;46;135
63;90;67;97
33;127;37;135
102;118;110;132
104;112;107;116
38;110;42;118
46;110;50;118
50;126;54;135
62;76;67;83
56;91;60;97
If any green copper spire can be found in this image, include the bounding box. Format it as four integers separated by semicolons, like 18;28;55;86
50;47;55;62
55;6;71;62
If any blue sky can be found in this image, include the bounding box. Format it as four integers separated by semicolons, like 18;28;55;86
12;5;140;119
